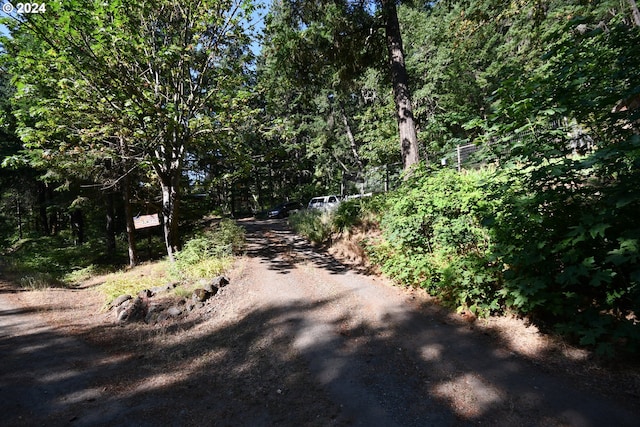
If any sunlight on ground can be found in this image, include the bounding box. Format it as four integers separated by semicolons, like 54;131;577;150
432;373;504;418
130;372;187;395
420;344;444;361
476;316;590;362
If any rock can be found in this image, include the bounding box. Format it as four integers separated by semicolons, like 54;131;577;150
144;303;162;324
150;282;178;295
187;301;204;312
138;289;152;298
145;311;157;324
115;300;130;318
167;306;182;317
209;275;229;289
192;288;211;302
116;297;147;323
203;283;219;295
112;294;132;308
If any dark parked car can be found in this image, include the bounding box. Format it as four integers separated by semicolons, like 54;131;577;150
267;201;304;219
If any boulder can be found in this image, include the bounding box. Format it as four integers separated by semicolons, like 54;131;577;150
138;289;152;298
203;284;220;295
187;301;204;312
150;282;178;295
209;275;229;289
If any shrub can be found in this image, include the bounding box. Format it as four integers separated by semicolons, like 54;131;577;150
172;218;244;280
331;195;385;233
289;209;334;245
4;235;113;287
488;145;640;356
213;218;246;255
333;199;362;233
368;165;502;316
19;273;62;290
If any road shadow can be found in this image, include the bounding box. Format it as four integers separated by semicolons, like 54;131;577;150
1;217;639;426
2;289;638;426
240;218;351;275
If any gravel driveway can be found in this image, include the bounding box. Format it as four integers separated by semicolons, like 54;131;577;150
0;217;638;426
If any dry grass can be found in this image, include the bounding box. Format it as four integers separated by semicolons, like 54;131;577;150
328;228;382;274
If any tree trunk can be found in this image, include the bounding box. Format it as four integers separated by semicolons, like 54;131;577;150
382;0;422;171
159;171;181;262
16;197;23;239
122;173;138;267
37;182;49;235
118;135;138;267
339;101;364;172
152;129;185;262
49;205;58;235
628;0;640;26
70;208;84;245
104;192;116;256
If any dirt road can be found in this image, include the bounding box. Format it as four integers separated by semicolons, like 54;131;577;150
0;218;638;426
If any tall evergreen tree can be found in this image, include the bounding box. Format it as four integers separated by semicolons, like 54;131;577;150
262;0;421;171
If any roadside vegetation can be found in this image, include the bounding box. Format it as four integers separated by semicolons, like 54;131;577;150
292;162;640;358
2;218;245;307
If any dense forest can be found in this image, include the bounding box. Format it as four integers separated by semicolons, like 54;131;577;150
1;0;639;356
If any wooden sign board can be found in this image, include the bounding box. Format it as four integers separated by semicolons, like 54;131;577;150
134;214;161;229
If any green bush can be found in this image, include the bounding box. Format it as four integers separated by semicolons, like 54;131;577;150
4;235;111;286
332;195;386;233
488;142;640;356
368;165;502;316
481;11;640;356
289;209;333;245
172;218;244;279
333;199;362;232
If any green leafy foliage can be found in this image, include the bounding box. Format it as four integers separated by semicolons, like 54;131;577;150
368;165;502;316
2;0;639;358
484;4;640;355
487;151;640;355
332;200;362;232
331;197;375;231
288;208;334;245
172;219;245;280
4;0;257;260
3;234;115;286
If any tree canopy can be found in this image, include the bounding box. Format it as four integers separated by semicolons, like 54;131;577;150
3;0;257;262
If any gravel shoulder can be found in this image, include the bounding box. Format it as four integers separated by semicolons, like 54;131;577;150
0;218;638;426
